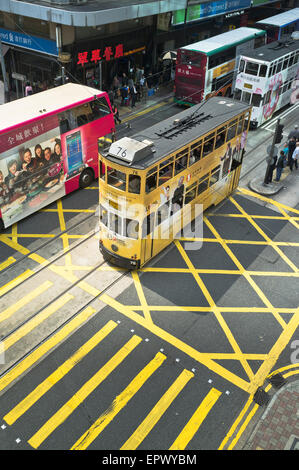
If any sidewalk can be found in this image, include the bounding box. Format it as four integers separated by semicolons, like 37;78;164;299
239;378;299;450
112;81;174;122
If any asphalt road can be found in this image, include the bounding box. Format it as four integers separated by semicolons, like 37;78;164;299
0;98;298;451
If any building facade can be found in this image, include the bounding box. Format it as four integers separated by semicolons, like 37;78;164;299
0;0;296;100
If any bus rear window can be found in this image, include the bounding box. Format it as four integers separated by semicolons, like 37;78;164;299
180;50;202;67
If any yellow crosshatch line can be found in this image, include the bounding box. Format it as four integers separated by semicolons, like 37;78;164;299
0;191;297;398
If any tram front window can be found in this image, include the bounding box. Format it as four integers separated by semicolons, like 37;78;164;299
107;167;126;191
128;174;141;194
110;213;122;235
125;218;139;239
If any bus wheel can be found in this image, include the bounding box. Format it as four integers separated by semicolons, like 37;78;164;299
79;169;94;188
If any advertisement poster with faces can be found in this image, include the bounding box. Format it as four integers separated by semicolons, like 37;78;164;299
0;115;66;227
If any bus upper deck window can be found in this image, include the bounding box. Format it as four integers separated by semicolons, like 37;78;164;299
107;167;126;191
129;174;141;194
245;62;259;76
259;64;267;77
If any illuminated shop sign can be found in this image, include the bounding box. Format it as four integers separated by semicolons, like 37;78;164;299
77;44;146;66
172;0;250;25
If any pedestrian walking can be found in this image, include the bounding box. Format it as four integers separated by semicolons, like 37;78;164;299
275;150;285;181
129;83;137;108
290;141;299;170
112;104;121;124
287;137;296;168
287;124;299;141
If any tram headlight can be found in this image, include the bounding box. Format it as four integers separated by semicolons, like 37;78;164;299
111;244;118;252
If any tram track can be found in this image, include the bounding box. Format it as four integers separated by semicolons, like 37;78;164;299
0;102;297;390
0;230;131;384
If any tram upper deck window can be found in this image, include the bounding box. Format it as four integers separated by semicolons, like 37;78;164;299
107;167;126;191
245;61;259;76
259;64;267;77
146;166;158;193
203;132;215;156
289;53;295;67
237;116;244;135
190;140;202;165
159;158;174;185
216;127;227;148
128;174;141;194
175;149;188;175
99;161;106;180
227;119;237;140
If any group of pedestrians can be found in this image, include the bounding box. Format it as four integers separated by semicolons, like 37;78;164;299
266;125;299;183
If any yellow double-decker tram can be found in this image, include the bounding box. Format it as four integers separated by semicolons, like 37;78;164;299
98;97;251;269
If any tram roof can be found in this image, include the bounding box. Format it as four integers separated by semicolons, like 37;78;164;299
256;8;299;27
239;35;299;63
106;97;251;170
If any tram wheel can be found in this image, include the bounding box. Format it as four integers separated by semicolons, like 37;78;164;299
79;168;94;188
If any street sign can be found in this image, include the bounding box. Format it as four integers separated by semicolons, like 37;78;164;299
12;72;26;81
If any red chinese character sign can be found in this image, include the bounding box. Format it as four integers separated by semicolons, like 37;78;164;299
76;43;147;67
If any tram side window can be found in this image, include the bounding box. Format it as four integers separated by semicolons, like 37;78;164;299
156;202;170;226
107;168;126;191
216;127;226;148
159;159;174;185
227;120;237;141
128;174;141;194
189;141;202;165
184;183;197;205
99;161;106;180
276;60;283;73
203;132;215;157
237;117;244;135
289;53;295;67
210;166;221;185
283;56;289;70
259;65;267;77
197;175;209;195
146;167;158;193
125;218;139;239
175;150;188;175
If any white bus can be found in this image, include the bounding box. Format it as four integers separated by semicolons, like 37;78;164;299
233;35;299;128
256;8;299;43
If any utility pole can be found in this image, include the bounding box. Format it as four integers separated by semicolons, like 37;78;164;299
263;118;284;185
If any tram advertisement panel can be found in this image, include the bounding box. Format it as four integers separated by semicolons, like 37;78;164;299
0;115;65;227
